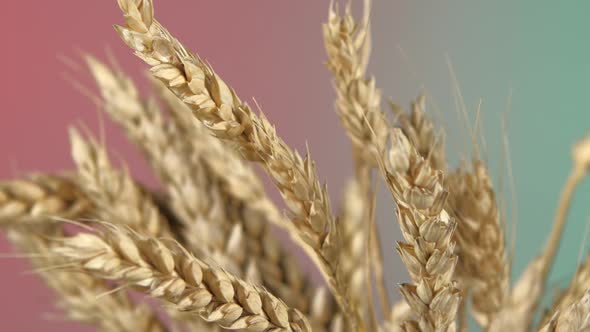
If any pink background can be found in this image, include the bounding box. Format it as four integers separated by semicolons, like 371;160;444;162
0;1;354;330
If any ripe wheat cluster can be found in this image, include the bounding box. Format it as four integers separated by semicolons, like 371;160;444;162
2;1;590;331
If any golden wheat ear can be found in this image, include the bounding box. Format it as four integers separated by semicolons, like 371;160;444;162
7;224;169;332
375;129;460;331
538;288;590;332
112;0;365;329
0;174;91;225
446;160;509;329
51;222;312;332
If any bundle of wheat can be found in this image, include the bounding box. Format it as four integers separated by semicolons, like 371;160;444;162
2;1;590;332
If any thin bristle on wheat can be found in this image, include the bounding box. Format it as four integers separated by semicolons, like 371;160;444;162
8;224;167;332
446;160;509;329
377;128;460;331
113;0;359;329
0;174;91;224
53;223;312;332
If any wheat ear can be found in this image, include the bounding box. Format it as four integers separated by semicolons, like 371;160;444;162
538;289;590;332
0;174;91;225
113;0;359;329
446;160;509;329
69;128;174;239
52;222;312;332
323;2;388;166
323;2;392;316
377;129;460;331
155;81;347;332
85;55;245;277
540;252;590;328
7;224;168;332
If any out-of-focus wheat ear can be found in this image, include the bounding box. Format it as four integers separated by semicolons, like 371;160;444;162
539;251;590;328
490;134;590;332
336;179;366;308
113;1;360;329
90;57;339;331
323;1;391;317
376;129;460;331
7;221;168;332
446;160;509;329
381;300;412;332
0;174;91;225
538;289;590;332
323;1;388;166
69;127;174;239
52;222;313;332
389;95;446;171
84;55;234;271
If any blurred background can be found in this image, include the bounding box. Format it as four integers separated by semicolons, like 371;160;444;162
1;0;589;330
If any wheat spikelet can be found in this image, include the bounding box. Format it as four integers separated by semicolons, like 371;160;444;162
538;289;590;332
52;222;312;332
0;174;91;225
377;128;460;331
112;0;360;328
390;96;446;171
540;253;590;328
7;224;168;332
446;160;509;328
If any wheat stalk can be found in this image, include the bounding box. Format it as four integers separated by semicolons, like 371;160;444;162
52;222;311;332
112;0;360;329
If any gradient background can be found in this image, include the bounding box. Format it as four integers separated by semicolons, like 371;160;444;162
1;1;589;330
